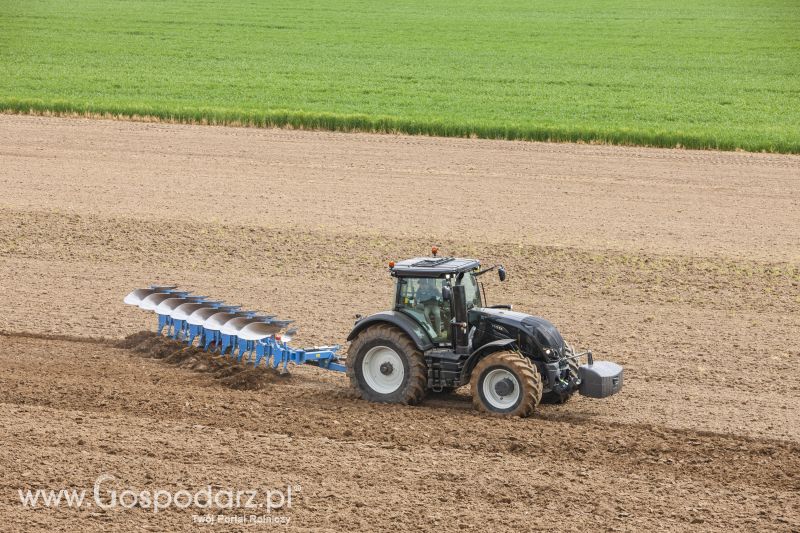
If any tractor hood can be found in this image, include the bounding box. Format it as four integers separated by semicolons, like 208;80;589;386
473;308;566;360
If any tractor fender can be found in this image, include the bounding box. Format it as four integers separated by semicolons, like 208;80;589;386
347;311;434;352
460;338;518;383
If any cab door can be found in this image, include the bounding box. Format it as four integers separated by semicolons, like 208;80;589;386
394;277;453;344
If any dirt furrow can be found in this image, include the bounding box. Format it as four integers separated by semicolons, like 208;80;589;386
1;336;798;531
1;115;799;531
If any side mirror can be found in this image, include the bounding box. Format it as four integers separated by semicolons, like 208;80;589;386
498;266;507;282
441;286;452;301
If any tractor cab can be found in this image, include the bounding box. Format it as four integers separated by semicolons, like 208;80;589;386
389;250;499;346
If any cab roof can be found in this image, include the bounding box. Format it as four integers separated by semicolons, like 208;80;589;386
390;257;481;277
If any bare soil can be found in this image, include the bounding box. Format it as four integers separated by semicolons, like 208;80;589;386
0;115;799;531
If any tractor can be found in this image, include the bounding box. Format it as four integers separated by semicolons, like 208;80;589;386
346;248;623;417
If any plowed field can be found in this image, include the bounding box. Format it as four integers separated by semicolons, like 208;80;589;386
1;115;798;531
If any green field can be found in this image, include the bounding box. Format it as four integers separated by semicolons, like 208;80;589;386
1;0;798;152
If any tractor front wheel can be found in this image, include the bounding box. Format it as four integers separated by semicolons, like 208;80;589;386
347;324;427;405
471;351;542;417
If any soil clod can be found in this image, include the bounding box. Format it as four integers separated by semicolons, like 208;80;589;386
117;331;282;390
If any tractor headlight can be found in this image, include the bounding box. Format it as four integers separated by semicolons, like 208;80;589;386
541;345;561;362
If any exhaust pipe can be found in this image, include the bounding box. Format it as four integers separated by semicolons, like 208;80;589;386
452;285;469;354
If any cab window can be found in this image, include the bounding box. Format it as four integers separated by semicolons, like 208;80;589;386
460;273;482;309
395;277;452;343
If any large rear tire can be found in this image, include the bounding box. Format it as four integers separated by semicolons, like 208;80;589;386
471;351;542;417
346;324;427;405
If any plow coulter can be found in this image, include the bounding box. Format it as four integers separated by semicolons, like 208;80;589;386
124;285;344;374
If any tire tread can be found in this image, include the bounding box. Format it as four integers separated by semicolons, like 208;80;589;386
346;324;427;405
470;351;542;417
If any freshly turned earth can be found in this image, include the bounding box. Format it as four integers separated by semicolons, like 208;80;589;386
0;115;798;531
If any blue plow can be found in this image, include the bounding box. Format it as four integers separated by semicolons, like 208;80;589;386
123;285;344;373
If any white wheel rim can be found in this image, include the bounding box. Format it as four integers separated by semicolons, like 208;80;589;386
482;368;520;410
362;346;405;394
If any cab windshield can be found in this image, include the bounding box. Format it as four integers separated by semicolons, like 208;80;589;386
459;272;482;309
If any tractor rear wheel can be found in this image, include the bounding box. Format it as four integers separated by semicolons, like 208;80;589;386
471;351;542;417
347;324;427;405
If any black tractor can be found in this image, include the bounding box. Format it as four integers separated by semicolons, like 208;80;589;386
346;248;623;417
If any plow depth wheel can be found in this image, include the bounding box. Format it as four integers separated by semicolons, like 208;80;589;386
471;351;542;417
347;324;427;405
